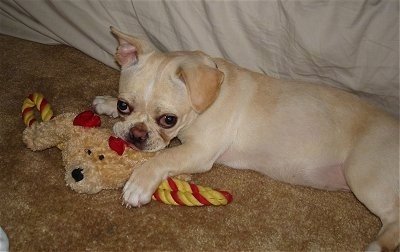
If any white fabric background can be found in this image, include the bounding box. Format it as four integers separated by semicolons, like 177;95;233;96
1;0;398;114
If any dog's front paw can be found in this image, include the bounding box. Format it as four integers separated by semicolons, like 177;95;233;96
92;95;119;118
122;166;163;207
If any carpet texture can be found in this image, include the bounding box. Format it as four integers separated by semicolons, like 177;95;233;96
0;35;381;251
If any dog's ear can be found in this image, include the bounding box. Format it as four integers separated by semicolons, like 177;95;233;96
178;65;224;113
110;26;156;67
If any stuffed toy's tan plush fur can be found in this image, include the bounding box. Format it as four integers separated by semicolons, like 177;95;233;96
21;105;232;206
23;110;155;194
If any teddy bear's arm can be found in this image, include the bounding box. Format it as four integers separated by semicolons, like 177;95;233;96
22;113;76;151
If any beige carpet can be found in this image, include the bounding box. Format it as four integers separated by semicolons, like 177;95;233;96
0;34;380;251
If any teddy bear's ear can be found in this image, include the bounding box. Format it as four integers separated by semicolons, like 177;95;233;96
109;136;134;155
22;113;77;151
73;111;101;128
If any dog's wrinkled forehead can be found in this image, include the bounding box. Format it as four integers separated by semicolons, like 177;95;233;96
118;52;203;112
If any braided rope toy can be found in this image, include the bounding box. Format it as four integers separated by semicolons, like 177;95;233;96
22;92;54;126
22;93;233;206
153;178;232;206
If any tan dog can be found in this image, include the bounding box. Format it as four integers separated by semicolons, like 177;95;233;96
93;27;399;251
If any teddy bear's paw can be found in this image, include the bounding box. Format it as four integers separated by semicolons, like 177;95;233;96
22;124;61;151
22;126;39;150
92;96;119;118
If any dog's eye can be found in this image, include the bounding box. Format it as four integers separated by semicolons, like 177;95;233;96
117;100;131;114
158;114;177;129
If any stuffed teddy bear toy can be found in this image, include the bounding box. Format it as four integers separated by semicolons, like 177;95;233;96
21;93;232;206
23;109;155;194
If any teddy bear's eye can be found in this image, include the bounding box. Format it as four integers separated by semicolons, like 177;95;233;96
85;149;92;155
98;155;105;160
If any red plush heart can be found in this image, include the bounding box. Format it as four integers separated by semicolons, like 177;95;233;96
73;110;101;128
109;136;128;156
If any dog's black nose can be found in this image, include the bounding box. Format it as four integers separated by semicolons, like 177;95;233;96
129;123;148;149
71;168;84;182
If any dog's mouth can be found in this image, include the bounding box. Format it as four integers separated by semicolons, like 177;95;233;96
114;123;171;152
124;123;149;151
126;142;140;151
124;132;171;152
127;131;148;150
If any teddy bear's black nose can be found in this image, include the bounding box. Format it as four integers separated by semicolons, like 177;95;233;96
71;168;84;182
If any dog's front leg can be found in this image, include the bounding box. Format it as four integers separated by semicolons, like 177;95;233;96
123;143;218;207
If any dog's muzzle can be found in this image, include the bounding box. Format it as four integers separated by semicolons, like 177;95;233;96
128;123;148;150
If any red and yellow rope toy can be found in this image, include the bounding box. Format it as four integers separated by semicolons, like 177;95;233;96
22;92;54;126
21;93;233;206
153;178;232;206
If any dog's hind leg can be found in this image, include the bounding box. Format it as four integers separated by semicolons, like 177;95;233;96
366;221;399;251
345;121;399;251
